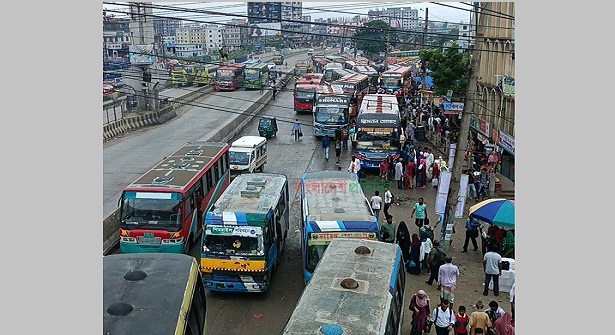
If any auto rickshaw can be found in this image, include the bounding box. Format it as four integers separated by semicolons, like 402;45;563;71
258;117;278;138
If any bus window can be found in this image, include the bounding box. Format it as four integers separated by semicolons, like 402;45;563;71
213;160;220;180
206;170;214;191
223;152;230;170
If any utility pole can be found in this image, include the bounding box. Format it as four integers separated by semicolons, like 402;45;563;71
422;7;428;49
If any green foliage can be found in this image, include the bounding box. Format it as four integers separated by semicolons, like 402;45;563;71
418;43;470;96
354;20;390;56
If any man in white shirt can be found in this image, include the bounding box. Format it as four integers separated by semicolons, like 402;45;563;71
483;245;503;296
347;156;361;178
431;298;455;334
370;191;383;220
383;188;393;218
479;221;491;256
438;256;460;311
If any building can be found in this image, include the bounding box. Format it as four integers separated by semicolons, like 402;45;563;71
247;2;282;24
103;13;131;60
153;18;181;38
175;24;205;58
367;7;419;30
456;22;472;50
222;19;248;51
472;2;515;180
204;24;223;53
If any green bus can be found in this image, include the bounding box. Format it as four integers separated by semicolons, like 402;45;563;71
243;62;270;90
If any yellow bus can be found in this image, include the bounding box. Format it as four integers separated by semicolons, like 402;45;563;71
194;64;220;86
103;253;207;335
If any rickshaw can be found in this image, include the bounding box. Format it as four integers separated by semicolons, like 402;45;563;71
258;117;278;138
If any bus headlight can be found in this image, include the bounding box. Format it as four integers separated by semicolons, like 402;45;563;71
161;237;184;244
121;237;137;243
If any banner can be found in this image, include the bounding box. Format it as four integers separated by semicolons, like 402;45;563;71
455;174;469;218
499;131;515;155
435;171;452;214
129;45;154;65
249;22;282;37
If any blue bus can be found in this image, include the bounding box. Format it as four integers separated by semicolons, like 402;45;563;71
103;70;124;87
299;170;380;283
354;94;402;169
282;238;406;335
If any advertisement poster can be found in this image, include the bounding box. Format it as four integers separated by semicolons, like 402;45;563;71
249;22;282;37
129;45;154;65
499;131;515;155
435;171;452;215
455;174;469;218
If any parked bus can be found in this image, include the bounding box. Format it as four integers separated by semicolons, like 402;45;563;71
272;53;285;65
312;57;331;73
104;253;208;335
312;85;351;137
354;64;380;92
215;62;246;91
328;68;355;85
194;63;220;86
354;94;402;169
343;60;357;71
171;64;196;87
293;77;321;113
389;49;421;63
323;62;343;83
331;73;370;117
293;59;313;81
201;173;290;292
379;65;412;92
299;170;380;283
243;62;270;90
282;238;405;335
118;141;231;254
297;72;325;85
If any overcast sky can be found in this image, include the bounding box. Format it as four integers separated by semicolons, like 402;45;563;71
103;2;474;24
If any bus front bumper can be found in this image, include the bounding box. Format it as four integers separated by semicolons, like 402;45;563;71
202;277;267;293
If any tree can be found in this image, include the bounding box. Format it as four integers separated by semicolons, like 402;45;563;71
419;43;471;97
353;20;390;57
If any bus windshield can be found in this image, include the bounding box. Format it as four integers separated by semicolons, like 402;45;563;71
295;89;315;101
315;106;347;123
381;77;400;86
356;132;400;151
203;233;262;256
229;151;251;165
244;68;260;80
217;70;234;80
120;197;181;228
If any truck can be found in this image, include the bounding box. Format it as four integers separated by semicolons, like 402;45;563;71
228;136;268;177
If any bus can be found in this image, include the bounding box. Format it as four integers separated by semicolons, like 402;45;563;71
389;49;421;63
103;70;124;88
379;65;413;92
104;253;207;335
194;63;220;86
293;59;313;81
201;173;290;293
328;68;355;84
323;62;343;83
282;238;405;335
272;53;285;65
354;94;402;169
312;57;331;73
118;141;231;254
293;76;322;113
171;64;196;87
331;73;370;117
313;85;351;137
243;62;270;90
215;62;246;91
354;64;380;92
297;72;325;85
299;170;380;283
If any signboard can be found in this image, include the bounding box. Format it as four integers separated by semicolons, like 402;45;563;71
361;127;393;135
206;226;260;238
446;90;453;102
447;143;456;170
442;102;465;111
309;231;378;245
129;45;154;65
332;83;355;91
358;119;397;124
455;174;469;218
249;22;282;37
469;115;479;130
502;76;515;95
491;128;500;146
478;118;490;136
499;131;515;155
435;171;452;215
316;96;350;105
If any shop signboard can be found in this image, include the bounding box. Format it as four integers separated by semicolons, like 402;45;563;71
478;118;490;136
491;128;500;146
442;102;464;115
129;45;154;65
470;115;479;130
499;131;515;155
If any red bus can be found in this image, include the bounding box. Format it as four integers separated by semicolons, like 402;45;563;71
119;141;231;254
379;65;412;92
215;63;246;91
294;81;320;113
332;73;370;117
297;73;325;85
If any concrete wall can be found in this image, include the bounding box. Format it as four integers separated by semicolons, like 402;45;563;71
101;66;294;255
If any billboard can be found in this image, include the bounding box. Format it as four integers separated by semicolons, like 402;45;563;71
129;45;154;65
249;22;282;38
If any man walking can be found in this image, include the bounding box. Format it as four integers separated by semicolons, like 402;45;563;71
334;139;342;164
469;301;492;335
347;156;361;179
426;240;445;287
438;256;460;311
462;214;481;252
411;197;428;228
321;135;331;162
341;127;349;150
292;119;302;141
380;215;398;243
483;245;502;296
370;191;383;220
431;298;456;335
383;188;393;218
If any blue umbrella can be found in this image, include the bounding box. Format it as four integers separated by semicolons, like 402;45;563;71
468;198;515;229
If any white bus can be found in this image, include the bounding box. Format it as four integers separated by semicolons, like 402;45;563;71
229;136;267;176
282;238;406;335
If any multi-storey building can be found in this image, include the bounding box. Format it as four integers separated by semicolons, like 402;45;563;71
175;24;205;58
222;19;248;51
367;7;419;30
153;18;181;38
103;13;131;60
472;2;515;180
247;2;282;24
204;25;223;53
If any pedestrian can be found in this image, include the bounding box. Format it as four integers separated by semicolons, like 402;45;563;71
477;168;490;200
419;228;433;273
292;119;302;141
411;197;428;228
462;214;481;252
493;311;514;335
407;233;422;275
431;298;456;335
469;301;492;335
407;158;416;189
409;290;431;335
438;256;460;311
380;214;397;243
394;158;404;189
466;170;478;201
347;156;360;179
271;80;277;100
482;245;503;296
425;240;445;287
370;191;382;220
396;221;411;265
334;139;342;164
379;160;389;180
386;154;395;181
454;306;470;335
334;126;343;142
509;283;515;323
478;220;491;256
321;135;331;162
383;188;393;218
484;301;505;326
349;122;357;149
416;155;425;188
341;127;349;150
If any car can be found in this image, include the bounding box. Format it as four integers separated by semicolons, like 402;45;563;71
307;48;314;56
